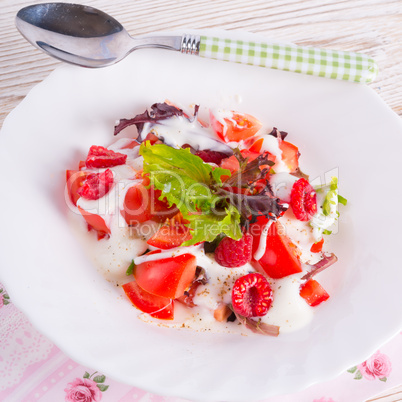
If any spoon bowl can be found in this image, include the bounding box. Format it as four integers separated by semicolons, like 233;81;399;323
16;3;183;67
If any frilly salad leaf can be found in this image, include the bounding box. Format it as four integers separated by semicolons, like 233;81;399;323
224;149;274;188
140;142;241;245
217;187;286;223
220;150;287;222
114;103;184;137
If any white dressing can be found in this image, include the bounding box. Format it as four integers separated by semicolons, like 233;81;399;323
253;219;274;261
142;117;231;153
269;172;299;202
262;275;314;332
260;135;289;173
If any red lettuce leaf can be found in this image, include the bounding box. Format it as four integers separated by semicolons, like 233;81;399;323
114;102;184;137
217;151;287;222
224;151;274;188
234;311;280;336
217;186;287;223
269;127;288;141
301;253;338;281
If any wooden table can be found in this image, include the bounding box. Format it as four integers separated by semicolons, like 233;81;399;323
1;1;401;401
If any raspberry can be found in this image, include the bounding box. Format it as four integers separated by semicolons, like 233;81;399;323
214;233;253;267
85;145;127;168
195;150;229;165
290;178;317;221
78;169;114;200
232;273;273;317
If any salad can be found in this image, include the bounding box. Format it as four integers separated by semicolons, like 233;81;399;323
66;102;346;336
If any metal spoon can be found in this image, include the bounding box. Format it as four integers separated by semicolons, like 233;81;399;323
16;2;378;83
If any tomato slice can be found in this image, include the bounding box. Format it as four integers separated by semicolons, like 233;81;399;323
279;141;299;172
143;132;161;145
150;188;179;222
122;281;174;320
66;170;91;206
77;206;110;235
147;223;191;249
134;254;197;299
210;110;262;143
250;217;302;279
121;184;178;225
299;279;330;307
121;184;153;224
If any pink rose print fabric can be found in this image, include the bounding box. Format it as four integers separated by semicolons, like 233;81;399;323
65;371;109;402
0;288;10;308
348;351;392;382
358;351;392;380
65;378;102;402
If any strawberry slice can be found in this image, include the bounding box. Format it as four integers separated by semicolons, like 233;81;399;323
78;169;114;200
310;238;324;253
300;279;330;307
85;145;127;168
290;178;317;221
232;273;273;317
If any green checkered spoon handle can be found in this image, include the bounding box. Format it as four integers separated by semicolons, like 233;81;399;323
182;35;378;83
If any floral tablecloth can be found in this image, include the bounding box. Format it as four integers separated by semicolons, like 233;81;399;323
0;282;399;402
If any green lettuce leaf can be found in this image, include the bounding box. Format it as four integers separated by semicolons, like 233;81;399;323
140;142;241;243
338;194;348;206
182;204;242;246
141;143;218;213
323;177;338;217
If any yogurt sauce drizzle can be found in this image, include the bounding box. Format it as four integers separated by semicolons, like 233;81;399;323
253;219;274;261
142;117;232;153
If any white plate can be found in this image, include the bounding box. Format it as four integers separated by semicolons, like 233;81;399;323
1;30;402;401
